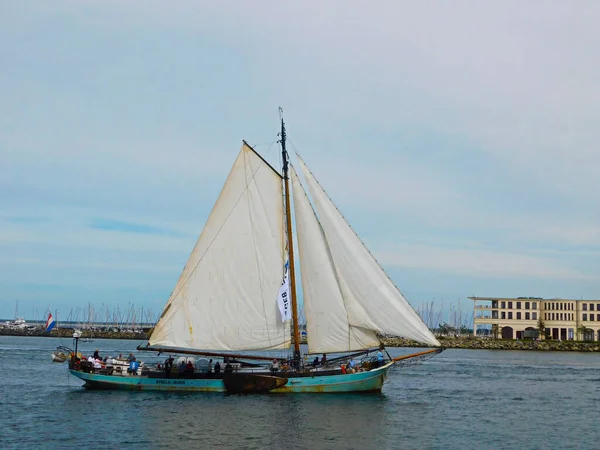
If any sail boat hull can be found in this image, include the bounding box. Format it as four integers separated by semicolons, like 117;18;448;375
68;362;393;393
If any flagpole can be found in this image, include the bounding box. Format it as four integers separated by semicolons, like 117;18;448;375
279;107;301;363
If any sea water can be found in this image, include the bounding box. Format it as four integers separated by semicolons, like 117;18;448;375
1;336;598;449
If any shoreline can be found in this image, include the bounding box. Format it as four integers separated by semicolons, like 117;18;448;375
3;328;600;352
0;327;149;340
382;336;600;352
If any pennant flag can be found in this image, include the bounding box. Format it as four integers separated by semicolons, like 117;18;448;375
277;261;292;322
45;313;56;332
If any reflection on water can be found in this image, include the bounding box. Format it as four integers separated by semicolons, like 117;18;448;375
2;336;600;449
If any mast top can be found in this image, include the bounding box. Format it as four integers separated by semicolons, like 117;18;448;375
278;107;289;176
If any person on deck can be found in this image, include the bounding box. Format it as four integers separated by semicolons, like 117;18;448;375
208;359;213;373
224;362;233;373
178;361;186;374
93;349;100;360
321;354;327;365
164;356;174;373
270;359;279;373
185;360;194;375
376;348;385;367
129;360;139;375
214;361;221;374
313;356;320;367
127;353;136;363
348;358;356;373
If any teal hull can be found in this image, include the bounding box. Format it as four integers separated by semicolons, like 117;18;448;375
69;362;394;393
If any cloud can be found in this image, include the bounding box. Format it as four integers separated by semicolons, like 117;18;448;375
1;1;599;317
3;216;50;224
89;218;187;236
376;243;597;281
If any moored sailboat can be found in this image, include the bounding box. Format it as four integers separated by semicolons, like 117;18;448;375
69;112;441;393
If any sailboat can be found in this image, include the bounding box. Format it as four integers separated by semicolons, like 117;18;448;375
68;112;442;393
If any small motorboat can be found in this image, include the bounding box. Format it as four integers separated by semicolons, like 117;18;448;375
51;351;67;363
51;346;74;363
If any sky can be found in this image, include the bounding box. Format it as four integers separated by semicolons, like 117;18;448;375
1;1;599;322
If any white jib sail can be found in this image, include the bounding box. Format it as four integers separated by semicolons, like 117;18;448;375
291;166;380;354
150;143;290;351
296;156;441;347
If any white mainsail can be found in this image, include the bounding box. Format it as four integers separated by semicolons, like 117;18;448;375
150;143;290;351
296;155;441;347
291;166;380;354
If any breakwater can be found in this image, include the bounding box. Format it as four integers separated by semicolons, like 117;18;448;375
0;327;150;340
4;327;600;351
382;336;600;352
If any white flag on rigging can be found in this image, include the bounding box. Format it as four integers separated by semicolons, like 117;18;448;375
277;261;292;322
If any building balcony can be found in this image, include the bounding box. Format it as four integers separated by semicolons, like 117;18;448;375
474;317;499;323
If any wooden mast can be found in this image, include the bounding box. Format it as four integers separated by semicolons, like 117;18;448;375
279;108;301;362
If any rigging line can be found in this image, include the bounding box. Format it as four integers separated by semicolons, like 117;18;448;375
247;140;278;148
156;148;281;323
293;150;435;343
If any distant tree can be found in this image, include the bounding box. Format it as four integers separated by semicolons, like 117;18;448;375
459;325;473;335
491;324;499;339
578;325;592;341
536;318;545;340
437;322;455;336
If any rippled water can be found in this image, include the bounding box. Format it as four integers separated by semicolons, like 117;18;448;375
2;336;599;449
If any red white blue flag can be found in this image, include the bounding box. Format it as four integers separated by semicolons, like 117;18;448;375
45;313;56;332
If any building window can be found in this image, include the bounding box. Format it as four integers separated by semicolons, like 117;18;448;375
516;302;521;309
591;304;595;311
508;302;513;309
508;312;513;319
583;314;588;321
591;315;595;321
501;301;506;309
532;302;537;309
569;328;574;340
533;312;537;320
525;312;530;320
552;313;555;320
517;312;521;319
501;312;506;319
583;304;588;311
552;303;555;310
525;302;530;309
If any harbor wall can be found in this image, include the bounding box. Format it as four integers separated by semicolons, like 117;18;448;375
4;327;600;351
0;327;150;340
382;336;600;352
